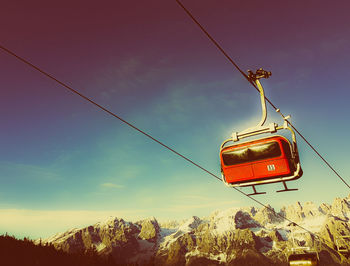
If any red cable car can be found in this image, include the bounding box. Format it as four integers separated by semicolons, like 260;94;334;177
221;135;302;192
220;69;302;195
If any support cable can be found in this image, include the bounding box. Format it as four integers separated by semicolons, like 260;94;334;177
0;44;220;182
175;0;350;190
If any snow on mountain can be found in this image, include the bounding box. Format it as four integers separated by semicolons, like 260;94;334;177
207;207;261;235
38;194;350;265
159;216;201;253
331;197;350;219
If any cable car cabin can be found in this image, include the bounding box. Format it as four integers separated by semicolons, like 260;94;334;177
288;253;319;266
220;135;301;186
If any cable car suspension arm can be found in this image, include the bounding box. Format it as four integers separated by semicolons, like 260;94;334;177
232;68;277;142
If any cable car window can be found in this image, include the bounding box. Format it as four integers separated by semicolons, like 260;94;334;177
249;141;281;161
222;141;281;166
281;139;292;159
222;147;250;165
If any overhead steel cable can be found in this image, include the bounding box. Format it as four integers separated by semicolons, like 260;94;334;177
175;0;350;190
0;44;220;183
0;44;345;258
288;123;350;189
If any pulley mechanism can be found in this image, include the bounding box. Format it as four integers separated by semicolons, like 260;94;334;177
247;68;271;81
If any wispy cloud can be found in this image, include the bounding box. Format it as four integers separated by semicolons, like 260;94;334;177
169;200;239;212
169;193;239;213
114;57;141;78
145;77;251;132
100;182;124;189
95;56;170;100
0;162;60;182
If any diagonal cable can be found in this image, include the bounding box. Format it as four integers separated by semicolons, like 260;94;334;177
175;0;350;190
0;44;220;183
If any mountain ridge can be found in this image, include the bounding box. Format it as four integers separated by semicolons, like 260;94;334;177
38;195;350;265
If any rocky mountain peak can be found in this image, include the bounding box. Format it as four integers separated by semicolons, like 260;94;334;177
331;197;350;219
178;216;201;232
137;217;160;242
40;195;350;265
254;204;283;226
319;202;331;215
280;201;318;222
208;208;257;234
303;201;319;217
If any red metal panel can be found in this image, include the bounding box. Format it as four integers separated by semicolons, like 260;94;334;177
224;164;254;183
252;158;291;179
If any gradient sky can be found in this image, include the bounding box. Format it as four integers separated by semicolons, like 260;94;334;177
1;0;350;239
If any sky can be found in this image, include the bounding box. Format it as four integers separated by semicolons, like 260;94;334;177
1;0;350;239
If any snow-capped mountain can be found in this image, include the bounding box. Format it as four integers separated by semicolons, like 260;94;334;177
38;195;350;265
